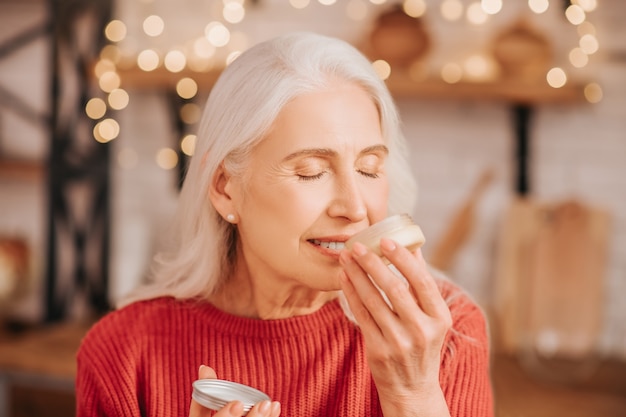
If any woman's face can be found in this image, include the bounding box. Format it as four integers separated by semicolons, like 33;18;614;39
229;82;389;291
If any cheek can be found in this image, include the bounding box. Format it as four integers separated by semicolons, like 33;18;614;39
365;180;390;212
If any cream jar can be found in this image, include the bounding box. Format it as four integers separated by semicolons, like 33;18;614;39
192;379;270;415
345;214;425;262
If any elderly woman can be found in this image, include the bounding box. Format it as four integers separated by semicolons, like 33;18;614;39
76;32;493;417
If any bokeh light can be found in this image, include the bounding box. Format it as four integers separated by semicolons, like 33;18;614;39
441;0;463;21
137;49;160;71
441;62;463;83
156;148;179;170
143;15;165;37
528;0;549;14
289;0;310;9
108;88;130;110
569;47;588;68
403;0;427;17
546;67;567;88
584;82;603;103
164;50;186;72
565;5;586;25
104;20;127;42
98;71;121;92
372;60;391;80
86;98;107;120
176;78;198;99
481;0;502;15
181;134;197;156
93;118;120;143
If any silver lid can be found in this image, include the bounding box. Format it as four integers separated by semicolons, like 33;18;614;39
192;379;271;415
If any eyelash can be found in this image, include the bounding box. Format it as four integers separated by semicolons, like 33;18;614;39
297;172;326;181
297;170;379;181
359;170;379;179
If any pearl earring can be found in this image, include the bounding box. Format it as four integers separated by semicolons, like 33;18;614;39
226;214;236;223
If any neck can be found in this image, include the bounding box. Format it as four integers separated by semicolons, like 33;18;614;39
209;260;339;320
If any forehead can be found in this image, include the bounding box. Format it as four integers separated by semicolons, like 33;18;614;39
257;83;384;156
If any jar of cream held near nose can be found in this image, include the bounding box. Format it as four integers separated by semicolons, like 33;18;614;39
345;214;425;263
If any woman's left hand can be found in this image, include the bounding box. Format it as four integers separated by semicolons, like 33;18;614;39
339;238;453;417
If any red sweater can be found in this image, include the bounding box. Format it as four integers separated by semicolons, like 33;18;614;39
76;281;493;417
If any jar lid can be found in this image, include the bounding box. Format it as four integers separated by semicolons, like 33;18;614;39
192;379;270;415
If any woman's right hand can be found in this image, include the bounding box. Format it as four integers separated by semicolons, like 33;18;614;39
189;365;281;417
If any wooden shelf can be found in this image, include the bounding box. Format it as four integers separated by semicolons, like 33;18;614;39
385;71;587;105
115;65;587;105
0;159;44;180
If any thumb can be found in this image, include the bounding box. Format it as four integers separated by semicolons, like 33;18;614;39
198;364;217;380
189;365;221;417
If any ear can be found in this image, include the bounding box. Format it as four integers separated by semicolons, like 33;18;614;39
209;163;237;219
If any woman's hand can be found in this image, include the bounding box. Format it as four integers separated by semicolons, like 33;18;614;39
189;365;281;417
339;238;452;417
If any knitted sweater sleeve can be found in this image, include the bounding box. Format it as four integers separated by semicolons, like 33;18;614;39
75;312;143;417
439;287;494;417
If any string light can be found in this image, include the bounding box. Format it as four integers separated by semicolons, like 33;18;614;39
86;98;107;120
137;49;160;71
93;118;120;143
346;0;369;21
528;0;549;14
180;103;202;124
579;34;599;55
569;47;588;68
583;82;602;103
403;0;427;18
372;60;391;80
181;134;197;156
143;15;165;37
156;148;178;170
441;0;463;21
565;4;585;25
441;62;463;84
104;20;127;42
467;2;489;25
223;2;245;24
176;78;198;99
98;71;121;92
546;67;567;88
481;0;502;15
108;88;130;110
91;0;604;155
164;50;186;72
289;0;310;9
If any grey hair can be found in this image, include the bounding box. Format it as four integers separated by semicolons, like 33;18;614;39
120;31;417;307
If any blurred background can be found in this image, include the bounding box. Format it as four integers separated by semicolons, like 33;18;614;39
0;0;625;416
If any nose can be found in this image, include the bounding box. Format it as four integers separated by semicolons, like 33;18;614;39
327;171;368;222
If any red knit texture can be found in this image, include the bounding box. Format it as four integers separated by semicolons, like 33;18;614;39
76;280;493;417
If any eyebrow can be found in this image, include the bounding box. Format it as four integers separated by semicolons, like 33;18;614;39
282;144;389;162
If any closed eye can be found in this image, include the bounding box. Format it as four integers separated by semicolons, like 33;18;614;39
358;170;379;179
297;172;326;181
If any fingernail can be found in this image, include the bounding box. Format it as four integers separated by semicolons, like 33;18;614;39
379;238;396;252
198;364;205;374
271;401;281;414
259;400;270;412
230;401;244;415
352;242;367;256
